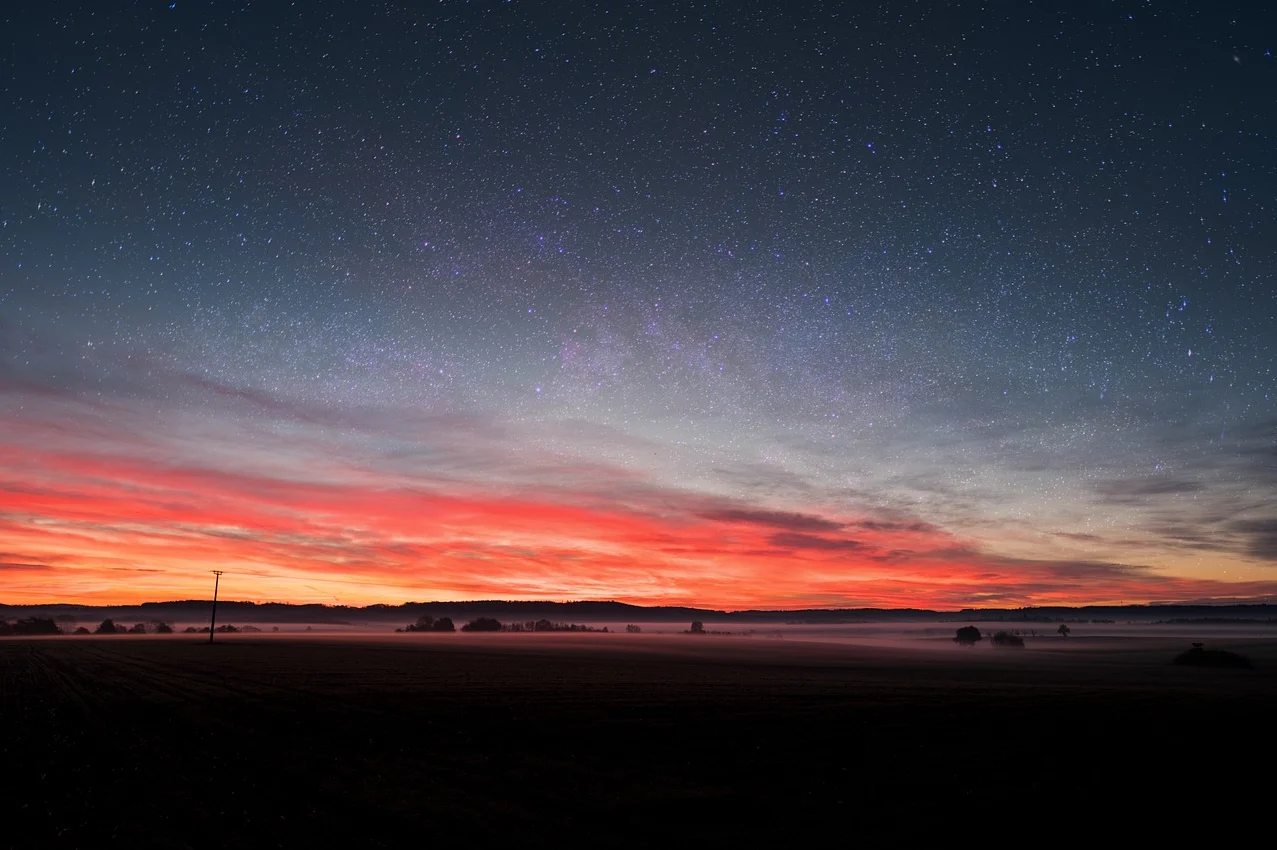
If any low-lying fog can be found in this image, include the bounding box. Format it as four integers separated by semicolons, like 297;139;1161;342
219;618;1272;637
37;612;1277;669
101;616;1275;659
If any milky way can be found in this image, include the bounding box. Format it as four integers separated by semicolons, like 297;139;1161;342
2;1;1274;607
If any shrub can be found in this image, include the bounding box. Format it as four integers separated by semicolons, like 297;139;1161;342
625;624;642;633
953;626;982;646
461;617;502;632
403;615;456;632
95;618;118;635
991;631;1025;648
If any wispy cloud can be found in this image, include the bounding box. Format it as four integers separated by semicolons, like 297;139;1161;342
3;355;1276;607
700;508;844;532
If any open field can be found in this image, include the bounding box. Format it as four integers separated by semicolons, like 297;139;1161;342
5;632;1276;847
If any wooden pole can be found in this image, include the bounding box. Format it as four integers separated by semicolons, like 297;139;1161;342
209;571;224;644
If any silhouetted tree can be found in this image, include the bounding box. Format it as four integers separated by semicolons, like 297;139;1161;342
1058;624;1071;638
461;617;502;632
953;626;982;646
128;623;147;634
12;617;61;635
155;622;173;634
95;618;117;635
433;617;456;632
534;618;554;632
74;626;91;635
183;626;199;634
625;624;642;633
689;621;705;634
406;615;435;632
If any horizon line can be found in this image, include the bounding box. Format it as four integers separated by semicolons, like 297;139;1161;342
4;597;1276;614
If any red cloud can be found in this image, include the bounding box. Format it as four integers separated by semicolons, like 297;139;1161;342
2;414;1276;608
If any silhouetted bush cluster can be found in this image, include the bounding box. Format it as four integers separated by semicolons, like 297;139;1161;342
0;617;62;636
953;626;982;645
682;621;731;635
86;619;174;635
400;616;606;633
0;617;181;637
505;619;601;632
1174;644;1253;669
460;617;503;632
397;615;456;633
991;631;1025;648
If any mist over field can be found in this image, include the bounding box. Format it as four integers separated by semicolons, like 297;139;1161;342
24;615;1271;672
10;602;1277;642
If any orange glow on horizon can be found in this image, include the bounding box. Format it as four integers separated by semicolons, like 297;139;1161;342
3;431;1274;610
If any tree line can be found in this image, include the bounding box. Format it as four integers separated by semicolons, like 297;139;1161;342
0;617;259;635
397;615;607;633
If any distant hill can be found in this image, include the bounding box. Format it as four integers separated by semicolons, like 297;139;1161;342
2;599;1276;628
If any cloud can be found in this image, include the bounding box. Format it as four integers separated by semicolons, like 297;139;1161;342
1054;531;1101;541
1093;477;1204;501
0;560;53;571
854;518;938;533
4;366;1277;608
769;532;865;552
700;508;844;532
1230;518;1277;561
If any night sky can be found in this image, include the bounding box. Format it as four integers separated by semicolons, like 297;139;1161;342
2;0;1274;608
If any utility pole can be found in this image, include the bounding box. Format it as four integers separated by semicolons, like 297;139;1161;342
209;571;224;644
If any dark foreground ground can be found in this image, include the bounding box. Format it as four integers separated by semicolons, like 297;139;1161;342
4;633;1275;847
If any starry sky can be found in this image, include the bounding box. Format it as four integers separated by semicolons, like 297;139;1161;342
2;0;1274;609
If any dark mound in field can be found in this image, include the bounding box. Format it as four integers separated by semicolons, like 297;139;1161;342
1174;645;1252;669
991;631;1025;648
